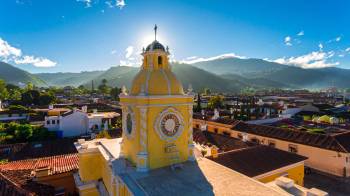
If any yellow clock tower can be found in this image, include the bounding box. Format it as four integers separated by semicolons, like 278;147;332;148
119;25;195;171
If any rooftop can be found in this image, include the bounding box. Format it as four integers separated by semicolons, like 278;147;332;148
114;157;285;196
0;153;79;176
0;138;77;161
0;170;55;196
193;128;254;152
208;146;307;178
233;121;350;153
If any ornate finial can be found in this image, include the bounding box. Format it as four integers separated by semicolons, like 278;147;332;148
166;46;169;53
142;47;145;53
121;85;128;95
154;24;158;40
187;84;194;95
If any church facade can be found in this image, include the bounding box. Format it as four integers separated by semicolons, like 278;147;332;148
119;29;195;171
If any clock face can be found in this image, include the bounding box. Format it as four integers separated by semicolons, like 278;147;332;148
126;113;133;134
160;113;181;137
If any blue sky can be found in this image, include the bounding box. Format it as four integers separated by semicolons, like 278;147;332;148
0;0;349;73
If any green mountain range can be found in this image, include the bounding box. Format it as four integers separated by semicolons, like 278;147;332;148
0;62;46;87
1;57;350;92
191;58;350;89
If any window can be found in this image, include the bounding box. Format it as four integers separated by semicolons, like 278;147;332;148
288;144;298;154
214;128;218;133
268;140;276;148
195;124;200;129
57;120;60;124
47;120;50;125
251;138;260;144
158;56;163;65
52;120;55;124
223;131;230;136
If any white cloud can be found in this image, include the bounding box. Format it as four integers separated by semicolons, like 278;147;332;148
0;38;22;60
336;36;342;42
14;56;57;67
180;53;246;64
346;47;350;52
318;43;323;50
125;46;134;59
284;36;292;46
77;0;92;7
0;37;56;68
110;50;117;55
297;31;304;36
78;0;126;9
116;0;126;9
106;0;126;9
273;51;338;69
119;46;142;67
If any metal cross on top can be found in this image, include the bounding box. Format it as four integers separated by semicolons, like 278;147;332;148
154;24;158;40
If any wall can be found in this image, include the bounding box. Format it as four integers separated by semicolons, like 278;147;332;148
79;151;103;182
37;171;77;195
60;111;88;137
256;163;305;186
121;96;193;170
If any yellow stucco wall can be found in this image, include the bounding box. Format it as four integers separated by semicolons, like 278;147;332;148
121;96;193;169
257;164;305;186
79;187;99;196
79;152;103;182
79;150;116;195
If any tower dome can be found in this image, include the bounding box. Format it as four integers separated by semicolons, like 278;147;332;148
145;40;166;52
130;25;184;96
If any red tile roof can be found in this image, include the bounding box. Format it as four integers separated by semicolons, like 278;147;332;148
233;121;350;153
0;170;55;196
0;153;79;176
208;146;307;177
193;128;254;152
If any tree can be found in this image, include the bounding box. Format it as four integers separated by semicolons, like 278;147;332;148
204;88;211;95
39;94;55;105
195;93;202;112
208;95;224;109
98;79;111;96
0;79;9;100
25;82;34;91
21;90;40;106
110;87;121;101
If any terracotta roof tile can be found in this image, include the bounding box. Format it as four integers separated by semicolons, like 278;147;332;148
0;153;79;176
208;146;307;177
0;170;55;196
232;121;350;153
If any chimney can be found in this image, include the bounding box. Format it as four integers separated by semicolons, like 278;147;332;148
275;176;294;189
211;146;219;158
82;106;88;113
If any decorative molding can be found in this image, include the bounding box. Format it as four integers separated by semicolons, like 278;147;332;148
122;106;136;140
139;107;148;153
136;152;149;172
154;107;184;142
119;94;194;99
188;105;193;144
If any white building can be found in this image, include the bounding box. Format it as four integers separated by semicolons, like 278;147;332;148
45;107;119;137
